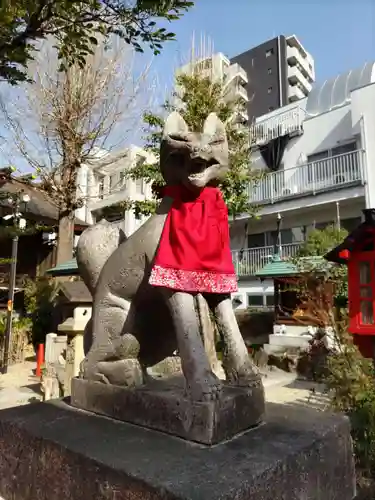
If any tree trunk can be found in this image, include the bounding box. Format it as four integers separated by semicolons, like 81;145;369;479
56;213;75;265
196;294;225;379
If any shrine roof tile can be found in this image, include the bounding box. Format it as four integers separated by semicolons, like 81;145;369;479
46;258;79;276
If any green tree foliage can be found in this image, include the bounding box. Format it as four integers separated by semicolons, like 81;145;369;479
296;224;349;257
24;276;58;347
0;0;193;84
125;72;260;218
294;224;349;303
291;225;375;484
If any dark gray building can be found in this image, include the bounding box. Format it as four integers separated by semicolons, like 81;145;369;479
231;35;315;122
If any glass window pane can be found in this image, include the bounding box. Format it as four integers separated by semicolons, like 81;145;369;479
359;262;371;284
360;287;372;298
360;301;374;324
247;233;265;248
266;295;274;306
247;295;264;307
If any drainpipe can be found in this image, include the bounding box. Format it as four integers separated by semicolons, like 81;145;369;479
336;201;341;230
277;36;283;107
274;212;282;257
359;114;370;209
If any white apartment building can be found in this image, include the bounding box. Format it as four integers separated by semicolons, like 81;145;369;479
231;60;375;310
176;52;249;124
76;146;155;237
285;35;315;103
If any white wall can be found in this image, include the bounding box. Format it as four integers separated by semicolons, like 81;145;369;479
351;82;375;209
232;279;274;310
230;199;364;250
76;146;155;232
252;104;355;174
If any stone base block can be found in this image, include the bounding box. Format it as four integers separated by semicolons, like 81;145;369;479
0;400;355;500
70;375;265;445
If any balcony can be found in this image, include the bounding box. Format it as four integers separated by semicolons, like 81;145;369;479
236;84;249;102
288;85;306;102
288;66;312;94
286;45;315;82
232;243;302;276
249;150;364;205
252;105;304;146
224;63;248;85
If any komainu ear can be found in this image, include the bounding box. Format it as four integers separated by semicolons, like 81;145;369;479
203;113;226;137
163;111;189;138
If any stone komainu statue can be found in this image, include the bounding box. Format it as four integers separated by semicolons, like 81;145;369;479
76;112;260;402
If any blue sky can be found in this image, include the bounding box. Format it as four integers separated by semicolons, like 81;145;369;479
1;0;374;170
152;0;375;87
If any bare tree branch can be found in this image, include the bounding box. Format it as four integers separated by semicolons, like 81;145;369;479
0;35;155;262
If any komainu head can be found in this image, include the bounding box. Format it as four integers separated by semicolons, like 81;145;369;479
160;112;229;189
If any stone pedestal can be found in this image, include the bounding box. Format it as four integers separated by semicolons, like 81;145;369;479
71;375;265;445
0;400;355;500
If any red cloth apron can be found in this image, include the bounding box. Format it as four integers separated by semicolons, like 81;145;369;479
149;185;238;293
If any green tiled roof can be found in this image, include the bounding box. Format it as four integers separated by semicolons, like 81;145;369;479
46;258;79;276
255;254;328;278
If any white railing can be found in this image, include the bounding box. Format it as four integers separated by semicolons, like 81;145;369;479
236;84;249;102
252;105;304;145
232;242;302;276
225;63;248;85
249;150;364;204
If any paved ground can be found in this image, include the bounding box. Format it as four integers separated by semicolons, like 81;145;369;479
0;360;329;411
0;359;42;410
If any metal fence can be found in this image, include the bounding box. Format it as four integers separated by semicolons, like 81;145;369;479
232;242;302;276
249;150;364;204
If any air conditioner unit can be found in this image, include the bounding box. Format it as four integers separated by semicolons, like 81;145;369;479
281;185;298;196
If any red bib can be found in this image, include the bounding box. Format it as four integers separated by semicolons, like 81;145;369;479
149;185;237;294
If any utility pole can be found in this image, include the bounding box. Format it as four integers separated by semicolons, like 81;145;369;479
274;212;282;257
1;191;29;374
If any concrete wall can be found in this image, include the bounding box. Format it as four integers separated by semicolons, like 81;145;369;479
230;199;364;250
231;37;282;120
251;103;356;173
232;279;274;311
351;82;375;209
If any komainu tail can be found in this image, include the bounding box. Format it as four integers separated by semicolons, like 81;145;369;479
76;219;127;296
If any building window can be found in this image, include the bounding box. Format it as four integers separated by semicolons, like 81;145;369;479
266;48;274;57
307;141;357;183
98;177;104;199
332;141;356;156
247;233;265;248
135;178;145;195
267;68;272;75
247;294;264;307
267;86;272;94
266;295;275;307
119;170;126;186
109;174;117;193
342;217;362;232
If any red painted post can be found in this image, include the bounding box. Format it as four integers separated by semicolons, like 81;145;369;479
36;343;44;378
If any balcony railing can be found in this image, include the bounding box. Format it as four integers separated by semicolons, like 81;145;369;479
232;242;302;276
225;63;248;84
252;105;304;146
249;150;364;205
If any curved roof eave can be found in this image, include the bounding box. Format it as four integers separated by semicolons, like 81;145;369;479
305;61;375;118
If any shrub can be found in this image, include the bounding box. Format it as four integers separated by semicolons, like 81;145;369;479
323;325;375;478
24;277;58;349
0;313;32;364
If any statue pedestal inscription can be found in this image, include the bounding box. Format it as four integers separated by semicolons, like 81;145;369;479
71;375;265;445
0;400;356;500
